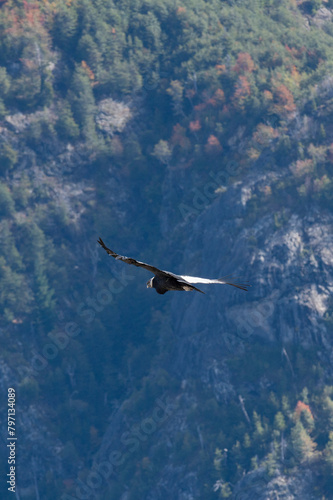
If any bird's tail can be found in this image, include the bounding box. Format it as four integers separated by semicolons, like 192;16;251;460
218;275;251;291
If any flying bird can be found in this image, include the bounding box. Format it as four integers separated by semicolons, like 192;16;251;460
97;237;250;295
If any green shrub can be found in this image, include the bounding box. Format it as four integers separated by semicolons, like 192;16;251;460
0;143;17;175
0;98;6;119
0;182;14;215
25;119;55;150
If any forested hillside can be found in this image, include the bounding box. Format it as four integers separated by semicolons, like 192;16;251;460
0;0;333;498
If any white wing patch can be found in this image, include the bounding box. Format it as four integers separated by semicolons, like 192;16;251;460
180;275;250;291
181;276;224;284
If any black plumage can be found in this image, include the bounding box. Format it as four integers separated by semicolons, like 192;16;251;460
98;237;250;295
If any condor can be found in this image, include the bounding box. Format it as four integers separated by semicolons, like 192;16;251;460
98;238;250;295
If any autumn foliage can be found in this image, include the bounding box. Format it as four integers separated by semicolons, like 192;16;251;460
170;123;190;150
290;159;314;177
215;64;226;75
205;135;222;155
233;53;255;74
294;401;314;421
189;120;201;132
233;76;251;109
252;124;279;146
272;84;296;115
4;1;46;36
81;61;95;82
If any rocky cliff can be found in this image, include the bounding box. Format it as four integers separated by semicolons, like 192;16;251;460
89;153;333;499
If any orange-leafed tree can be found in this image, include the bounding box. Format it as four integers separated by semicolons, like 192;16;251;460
214;88;225;103
263;90;273;105
193;102;207;113
176;6;186;15
294;400;315;432
252;124;278;147
189;120;201;132
233;52;255;74
295;401;314;420
233;76;251;110
205;135;222;155
215;64;226;75
170;123;190;151
272;84;296;115
0;0;53;106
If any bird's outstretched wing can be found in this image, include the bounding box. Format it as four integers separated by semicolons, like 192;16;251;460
180;275;250;291
98;237;163;275
98;238;249;293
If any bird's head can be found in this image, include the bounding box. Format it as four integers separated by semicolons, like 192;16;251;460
146;278;153;289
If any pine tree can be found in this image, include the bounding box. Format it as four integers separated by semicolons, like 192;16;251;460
253;411;265;440
68;64;98;146
290;421;316;463
274;411;286;432
323;393;333;427
77;34;102;75
0;98;6;119
167;80;184;116
52;4;78;52
55;102;80;141
324;432;333;471
0;67;10;97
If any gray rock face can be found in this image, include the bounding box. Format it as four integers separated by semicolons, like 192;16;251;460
312;7;333;28
5;108;57;133
163;167;332;385
232;466;316;500
160;168;331;498
96;98;132;136
94;161;332;499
